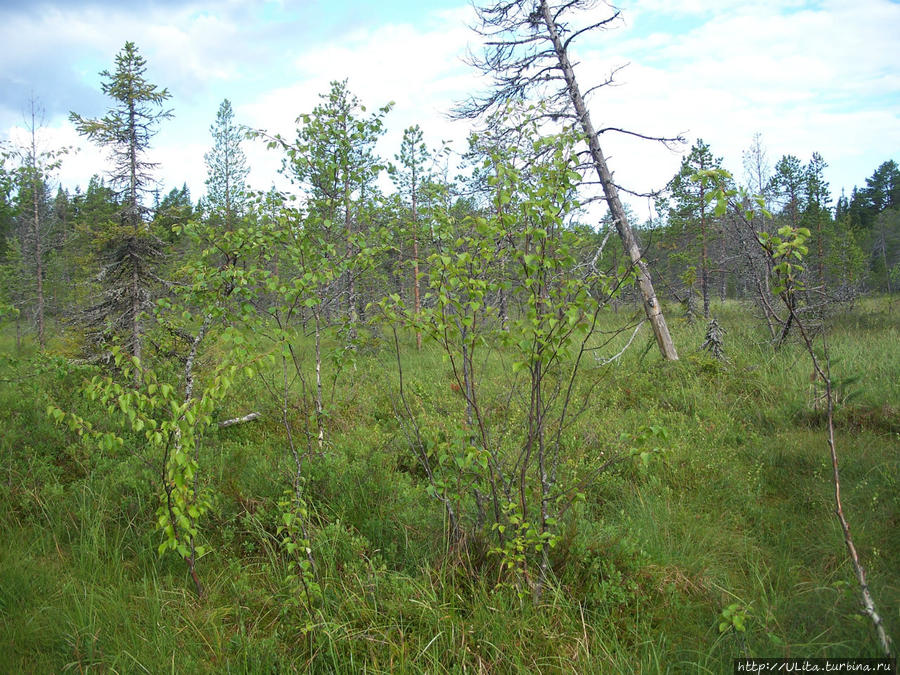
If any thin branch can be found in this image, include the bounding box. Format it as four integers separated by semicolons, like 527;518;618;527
594;319;645;366
563;14;621;51
595;126;686;148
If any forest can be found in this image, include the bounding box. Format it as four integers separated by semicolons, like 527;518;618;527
1;1;898;671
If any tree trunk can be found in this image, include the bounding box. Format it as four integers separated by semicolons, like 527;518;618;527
701;196;710;318
496;179;510;332
719;232;728;302
131;260;142;385
28;110;45;352
412;166;422;350
314;308;324;451
32;173;45;352
539;1;678;360
129;100;143;384
878;225;893;315
344;175;358;339
816;215;825;293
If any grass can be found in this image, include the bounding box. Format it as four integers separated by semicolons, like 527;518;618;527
0;298;897;672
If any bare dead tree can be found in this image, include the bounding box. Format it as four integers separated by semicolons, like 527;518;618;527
12;98;70;352
456;0;681;359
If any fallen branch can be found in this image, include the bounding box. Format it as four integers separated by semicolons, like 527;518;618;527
594;320;644;366
219;412;261;428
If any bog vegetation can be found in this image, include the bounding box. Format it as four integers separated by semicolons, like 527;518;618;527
1;5;898;670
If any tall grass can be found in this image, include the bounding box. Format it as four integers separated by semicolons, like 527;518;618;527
0;298;897;671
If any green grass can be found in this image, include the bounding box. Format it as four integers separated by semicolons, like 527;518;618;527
0;299;897;672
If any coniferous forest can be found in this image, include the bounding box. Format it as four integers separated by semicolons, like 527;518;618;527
1;2;898;671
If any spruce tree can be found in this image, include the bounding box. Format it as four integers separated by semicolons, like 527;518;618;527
203;99;249;231
70;41;172;379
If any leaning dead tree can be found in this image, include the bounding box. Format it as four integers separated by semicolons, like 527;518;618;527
456;0;680;360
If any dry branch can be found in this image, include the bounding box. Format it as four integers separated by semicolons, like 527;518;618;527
219;412;261;428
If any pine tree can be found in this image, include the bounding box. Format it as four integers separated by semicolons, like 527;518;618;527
864;160;900;214
803;152;831;291
843;162;899;233
203;99;249;231
763;155;808;341
665;140;725;319
289;80;390;332
69;41;172;379
391;125;429;349
770;155;806;229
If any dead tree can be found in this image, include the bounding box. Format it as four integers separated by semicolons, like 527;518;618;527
456;0;680;360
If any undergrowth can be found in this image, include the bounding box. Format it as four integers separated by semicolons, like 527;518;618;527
1;298;897;672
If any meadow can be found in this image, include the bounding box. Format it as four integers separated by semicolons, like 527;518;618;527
1;298;897;672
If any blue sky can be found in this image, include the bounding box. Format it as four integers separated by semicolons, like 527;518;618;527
2;0;898;216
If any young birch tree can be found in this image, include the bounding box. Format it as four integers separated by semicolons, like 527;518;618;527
701;169;894;657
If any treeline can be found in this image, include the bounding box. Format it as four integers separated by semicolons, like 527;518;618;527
645;138;898;328
1;89;897;356
0;46;611;365
642;135;900;327
0;170;191;342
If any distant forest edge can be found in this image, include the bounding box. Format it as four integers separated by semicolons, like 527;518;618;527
2;83;898;340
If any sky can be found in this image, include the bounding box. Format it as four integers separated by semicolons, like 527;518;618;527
2;0;898;220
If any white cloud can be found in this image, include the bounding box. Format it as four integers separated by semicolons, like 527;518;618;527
3;119;107;193
569;0;900;203
2;0;896;213
240;6;480;194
